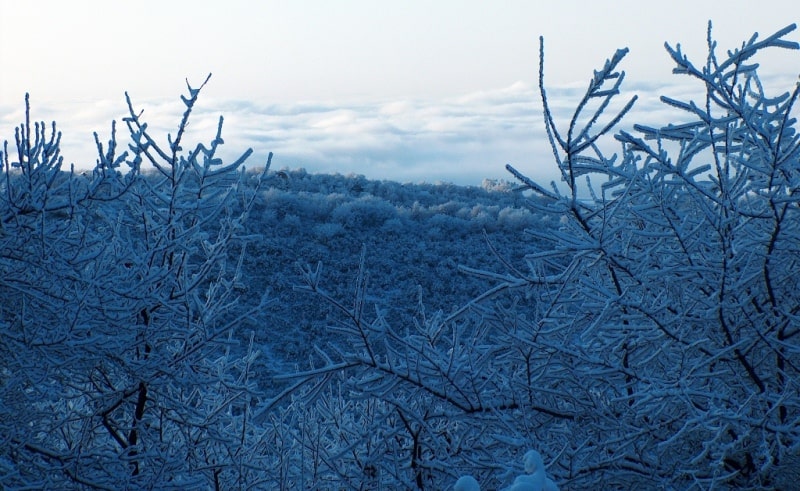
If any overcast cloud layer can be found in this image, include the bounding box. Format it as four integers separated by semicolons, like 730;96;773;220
2;72;798;186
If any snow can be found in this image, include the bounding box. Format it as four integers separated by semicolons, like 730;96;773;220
454;475;481;491
456;449;560;491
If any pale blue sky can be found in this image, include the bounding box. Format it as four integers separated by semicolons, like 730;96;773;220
1;0;797;183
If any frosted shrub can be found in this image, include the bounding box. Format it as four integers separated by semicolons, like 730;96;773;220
314;221;346;239
380;216;407;234
497;206;534;228
331;194;397;228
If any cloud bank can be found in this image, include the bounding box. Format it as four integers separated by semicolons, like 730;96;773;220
3;73;798;186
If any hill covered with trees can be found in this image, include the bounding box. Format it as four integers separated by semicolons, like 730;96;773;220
236;168;550;376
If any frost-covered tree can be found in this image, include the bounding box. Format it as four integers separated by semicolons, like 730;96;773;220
274;23;800;489
0;78;271;489
0;94;139;488
493;22;800;488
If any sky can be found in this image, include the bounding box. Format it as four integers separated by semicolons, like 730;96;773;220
1;0;798;185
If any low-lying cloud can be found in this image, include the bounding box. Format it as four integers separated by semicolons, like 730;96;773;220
3;73;797;186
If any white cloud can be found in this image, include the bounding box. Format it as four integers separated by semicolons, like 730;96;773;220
2;70;797;186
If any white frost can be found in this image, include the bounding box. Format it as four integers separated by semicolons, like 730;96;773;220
454;475;481;491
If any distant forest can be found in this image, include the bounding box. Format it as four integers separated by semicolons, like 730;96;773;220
233;169;550;377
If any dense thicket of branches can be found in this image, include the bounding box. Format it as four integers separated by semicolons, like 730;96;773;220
1;24;799;490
